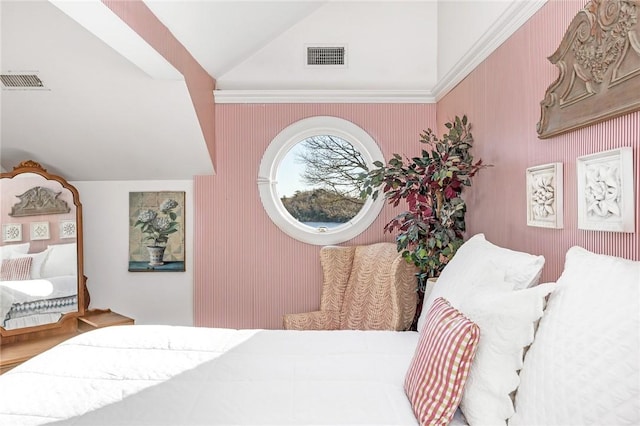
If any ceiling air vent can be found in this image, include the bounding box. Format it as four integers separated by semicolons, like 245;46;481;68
1;73;46;90
306;46;346;67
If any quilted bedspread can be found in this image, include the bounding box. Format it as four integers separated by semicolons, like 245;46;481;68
0;325;428;425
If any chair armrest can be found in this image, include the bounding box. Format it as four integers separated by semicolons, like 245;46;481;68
283;310;341;330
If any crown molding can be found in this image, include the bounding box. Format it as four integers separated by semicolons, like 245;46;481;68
213;1;547;104
213;89;435;104
432;0;547;101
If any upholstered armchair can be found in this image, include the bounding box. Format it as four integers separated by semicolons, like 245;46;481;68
283;242;418;331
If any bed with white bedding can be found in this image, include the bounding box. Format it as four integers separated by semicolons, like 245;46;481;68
1;242;79;330
0;325;443;425
0;237;637;426
0;275;78;330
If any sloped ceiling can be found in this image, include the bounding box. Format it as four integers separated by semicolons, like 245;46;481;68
0;0;546;181
0;0;213;180
206;1;438;91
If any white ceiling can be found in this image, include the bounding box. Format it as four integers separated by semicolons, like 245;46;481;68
0;0;546;181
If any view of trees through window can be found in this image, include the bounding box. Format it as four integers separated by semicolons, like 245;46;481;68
276;135;368;229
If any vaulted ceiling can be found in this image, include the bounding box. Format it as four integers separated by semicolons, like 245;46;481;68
0;0;546;180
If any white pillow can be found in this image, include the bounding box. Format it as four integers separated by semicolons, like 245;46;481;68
11;248;50;279
0;242;30;261
457;274;555;425
510;246;640;426
41;243;77;278
418;233;545;331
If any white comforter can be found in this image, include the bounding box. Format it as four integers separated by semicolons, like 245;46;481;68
0;325;439;426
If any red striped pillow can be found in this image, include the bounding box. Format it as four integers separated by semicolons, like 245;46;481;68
1;257;33;281
405;297;480;425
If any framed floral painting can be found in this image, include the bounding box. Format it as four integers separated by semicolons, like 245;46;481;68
128;191;186;272
526;162;563;229
577;147;634;233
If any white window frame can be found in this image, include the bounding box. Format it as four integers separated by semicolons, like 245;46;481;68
258;116;385;245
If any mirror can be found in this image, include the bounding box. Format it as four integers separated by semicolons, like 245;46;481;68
0;160;86;336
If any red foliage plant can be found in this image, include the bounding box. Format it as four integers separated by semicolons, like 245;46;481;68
360;115;490;289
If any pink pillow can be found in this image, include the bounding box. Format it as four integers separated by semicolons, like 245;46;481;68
1;257;33;281
405;297;480;425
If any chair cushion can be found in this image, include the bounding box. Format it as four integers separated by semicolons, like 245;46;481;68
510;246;640;426
404;297;480;425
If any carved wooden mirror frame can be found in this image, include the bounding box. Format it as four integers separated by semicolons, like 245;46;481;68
537;0;640;139
0;160;87;342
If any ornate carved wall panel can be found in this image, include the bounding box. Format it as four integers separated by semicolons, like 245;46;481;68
537;0;640;139
9;186;71;217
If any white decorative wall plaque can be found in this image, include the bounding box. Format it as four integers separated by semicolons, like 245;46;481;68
577;147;635;232
59;220;77;239
30;221;50;240
526;163;563;229
2;223;22;242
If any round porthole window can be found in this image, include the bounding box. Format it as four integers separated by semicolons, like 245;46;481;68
258;116;385;245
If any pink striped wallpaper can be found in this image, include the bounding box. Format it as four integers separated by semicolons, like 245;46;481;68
437;0;640;282
195;0;640;328
195;104;436;329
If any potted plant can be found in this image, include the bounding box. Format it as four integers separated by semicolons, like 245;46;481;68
134;198;180;266
360;115;489;290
